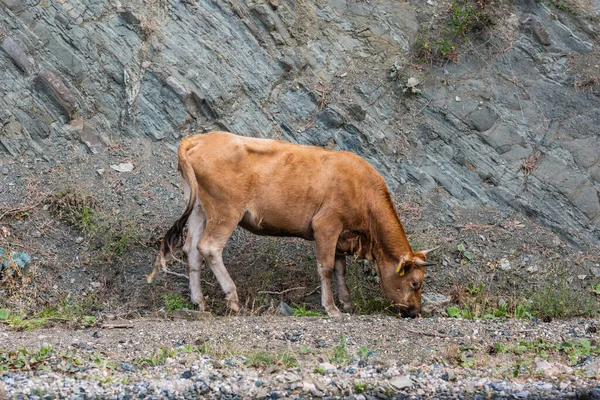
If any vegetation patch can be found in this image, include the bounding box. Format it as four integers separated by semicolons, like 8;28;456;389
491;338;599;366
291;303;324;317
330;334;350;365
0;294;98;331
413;0;501;65
447;283;535;320
49;187;142;263
0;248;33;296
162;292;193;312
529;272;598;319
244;351;298;369
0;346;113;374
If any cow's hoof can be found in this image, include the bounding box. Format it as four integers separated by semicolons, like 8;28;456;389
342;303;354;313
227;300;241;313
327;309;343;318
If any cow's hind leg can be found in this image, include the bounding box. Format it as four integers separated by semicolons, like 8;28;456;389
313;216;344;317
183;205;207;310
198;219;240;312
334;255;353;312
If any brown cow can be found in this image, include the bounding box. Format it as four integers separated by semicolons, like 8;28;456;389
148;131;436;317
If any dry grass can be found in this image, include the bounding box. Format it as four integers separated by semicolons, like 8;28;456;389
520;151;542;176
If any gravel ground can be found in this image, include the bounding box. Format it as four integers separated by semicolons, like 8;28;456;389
1;316;599;399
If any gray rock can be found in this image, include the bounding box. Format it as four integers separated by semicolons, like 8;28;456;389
278;302;294;316
0;36;35;75
421;293;452;316
467;106;498;132
389;375;412;390
34;70;79;118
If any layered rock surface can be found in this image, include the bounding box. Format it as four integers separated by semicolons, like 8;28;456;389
0;0;599;246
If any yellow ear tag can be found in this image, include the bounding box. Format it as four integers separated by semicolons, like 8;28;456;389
396;264;405;276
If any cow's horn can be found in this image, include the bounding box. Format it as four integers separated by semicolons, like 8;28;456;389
414;259;436;267
420;246;440;256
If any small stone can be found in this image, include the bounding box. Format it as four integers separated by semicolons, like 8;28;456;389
578;274;586;280
121;362;136;372
1;167;8;175
110;162;134;173
181;370;192;379
390;375;412;390
319;362;336;371
515;391;529;398
90;281;101;288
278;302;294;316
559;382;569;390
499;258;511;271
302;382;316;392
455;96;461;102
527;265;539;273
407;77;419;87
96;169;105;176
75;237;84;244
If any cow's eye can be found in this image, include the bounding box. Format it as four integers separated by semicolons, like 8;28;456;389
410;281;421;290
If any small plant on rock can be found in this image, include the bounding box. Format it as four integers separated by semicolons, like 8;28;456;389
389;63;422;95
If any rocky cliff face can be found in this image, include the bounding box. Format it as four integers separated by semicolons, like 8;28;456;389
1;0;599;247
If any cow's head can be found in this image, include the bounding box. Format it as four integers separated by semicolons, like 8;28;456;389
379;248;437;318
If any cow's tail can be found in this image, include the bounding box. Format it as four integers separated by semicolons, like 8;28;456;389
147;137;200;283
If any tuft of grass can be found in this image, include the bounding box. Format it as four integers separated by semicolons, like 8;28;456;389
357;346;373;361
291;304;325;317
354;381;369;393
330;334;350;365
50;188;97;232
314;365;326;374
162;293;193;312
447;285;536;320
530;273;598;318
0;294;98;331
490;338;599;366
547;0;580;14
244;351;297;369
413;0;497;65
50;187;142;263
135;347;177;367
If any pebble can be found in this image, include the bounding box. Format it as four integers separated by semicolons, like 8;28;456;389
390;375;412;390
1;167;8;175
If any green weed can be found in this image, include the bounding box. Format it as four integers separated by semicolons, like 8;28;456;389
330;334;350;365
314;365;326;374
162;293;192;312
244;351;297;369
291;304;325;317
492;338;599;367
530;273;597;318
354;381;369;393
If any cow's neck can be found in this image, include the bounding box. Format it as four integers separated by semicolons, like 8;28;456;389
367;197;412;266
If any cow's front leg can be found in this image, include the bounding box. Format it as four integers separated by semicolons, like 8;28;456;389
313;219;343;317
334;255;353;312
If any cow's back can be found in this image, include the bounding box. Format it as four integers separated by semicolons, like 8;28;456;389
184;132;388;238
